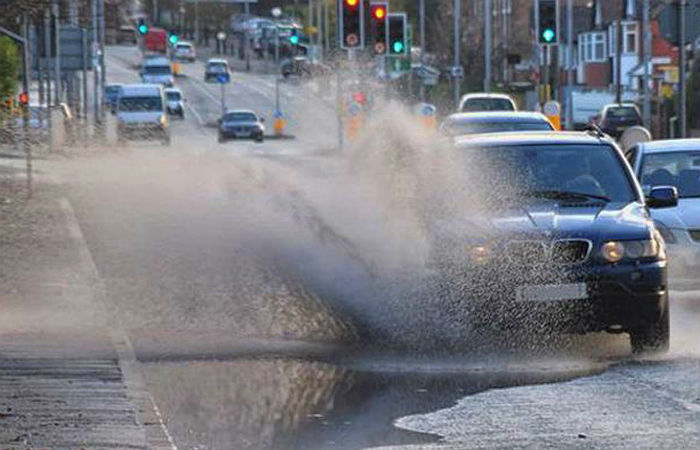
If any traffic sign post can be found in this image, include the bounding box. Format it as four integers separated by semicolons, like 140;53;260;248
216;72;230;115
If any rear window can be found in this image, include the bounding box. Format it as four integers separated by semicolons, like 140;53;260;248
144;65;172;75
223;112;257;122
166;91;181;101
606;107;639;119
207;62;228;73
105;85;121;94
461;98;515;112
445;120;553;136
118;96;163;112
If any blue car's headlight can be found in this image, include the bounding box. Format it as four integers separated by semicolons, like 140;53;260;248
600;236;665;263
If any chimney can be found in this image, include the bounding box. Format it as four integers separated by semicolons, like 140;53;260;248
625;0;636;19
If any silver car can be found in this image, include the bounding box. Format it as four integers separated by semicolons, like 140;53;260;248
626;139;700;290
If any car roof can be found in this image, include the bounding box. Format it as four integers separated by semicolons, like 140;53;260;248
460;92;515;101
638;139;700;154
207;58;228;64
163;87;182;93
119;83;163;96
175;41;192;46
224;109;256;115
446;111;550;123
454;131;615;148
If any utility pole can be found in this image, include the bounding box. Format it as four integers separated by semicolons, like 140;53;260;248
615;19;622;103
99;0;105;123
534;0;541;107
484;0;492;93
566;0;574;129
53;1;61;106
453;0;461;109
678;0;687;138
153;0;159;25
245;1;250;71
419;0;426;101
92;0;100;135
44;9;53;151
642;0;651;129
324;0;329;55
316;0;322;60
194;0;199;45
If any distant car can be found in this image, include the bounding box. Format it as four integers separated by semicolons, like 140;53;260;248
595;103;643;139
281;56;331;79
116;83;170;145
440;112;554;137
217;110;265;143
439;131;678;353
205;58;231;83
625;139;700;290
458;93;517;112
173;42;196;62
164;87;185;119
104;83;122;110
141;58;174;87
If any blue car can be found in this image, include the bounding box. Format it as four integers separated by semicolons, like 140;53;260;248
438;131;677;353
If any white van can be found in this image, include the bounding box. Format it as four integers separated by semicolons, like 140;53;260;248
116;84;170;145
141;58;174;86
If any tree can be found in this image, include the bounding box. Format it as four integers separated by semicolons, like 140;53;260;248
0;36;19;106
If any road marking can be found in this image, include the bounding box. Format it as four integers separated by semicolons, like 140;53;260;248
186;102;205;128
60;198;178;450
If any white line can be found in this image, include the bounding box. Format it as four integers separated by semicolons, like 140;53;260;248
59;198;178;450
186;102;205;128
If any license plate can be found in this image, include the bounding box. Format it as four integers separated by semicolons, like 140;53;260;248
516;283;588;302
236;132;251;138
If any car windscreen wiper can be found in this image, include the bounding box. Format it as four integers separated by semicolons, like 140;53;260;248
520;190;611;203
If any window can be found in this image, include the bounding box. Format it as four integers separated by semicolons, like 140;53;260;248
640;151;700;198
609;22;638;55
578;32;606;63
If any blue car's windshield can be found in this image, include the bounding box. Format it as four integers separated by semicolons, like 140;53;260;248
462;144;638;203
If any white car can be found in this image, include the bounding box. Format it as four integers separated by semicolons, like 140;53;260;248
116;84;170;145
141;59;174;87
173;42;196;62
458;93;517;112
626;139;700;290
164;87;185;119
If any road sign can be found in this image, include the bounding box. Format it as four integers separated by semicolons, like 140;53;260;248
33;26;92;71
543;100;561;130
217;73;231;84
450;65;464;78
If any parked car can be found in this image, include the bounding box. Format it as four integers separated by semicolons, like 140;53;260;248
595;103;643;139
625;139;700;290
440;112;554;137
104;83;123;110
205;58;231;83
164;87;185;119
217;110;265;143
281;56;331;79
173;42;196;62
436;131;678;353
458;93;517;112
116;84;170;145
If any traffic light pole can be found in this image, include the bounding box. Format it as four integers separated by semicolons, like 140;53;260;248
453;0;461;109
419;0;425;101
678;0;687;138
484;0;491;93
22;16;33;197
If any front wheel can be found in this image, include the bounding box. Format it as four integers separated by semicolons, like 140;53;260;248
629;303;669;355
218;134;225;143
161;134;171;146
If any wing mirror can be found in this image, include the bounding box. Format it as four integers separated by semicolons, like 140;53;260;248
646;186;678;209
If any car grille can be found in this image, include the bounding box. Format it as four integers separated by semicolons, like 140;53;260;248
552;240;591;264
506;239;591;265
690;230;700;243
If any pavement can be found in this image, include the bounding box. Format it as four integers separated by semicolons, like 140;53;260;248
0;167;173;449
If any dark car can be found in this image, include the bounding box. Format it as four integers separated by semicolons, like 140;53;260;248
437;131;677;353
281;56;331;79
596;103;643;139
104;83;122;110
440;112;554;137
217;110;265;143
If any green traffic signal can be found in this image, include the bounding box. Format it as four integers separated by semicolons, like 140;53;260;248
542;28;555;43
392;40;404;54
290;35;299;45
169;33;179;45
138;24;148;35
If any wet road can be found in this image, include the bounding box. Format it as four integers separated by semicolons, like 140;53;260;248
55;46;700;450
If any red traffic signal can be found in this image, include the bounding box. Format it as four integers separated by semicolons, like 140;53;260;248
352;91;367;105
18;92;28;106
339;0;363;49
372;5;386;20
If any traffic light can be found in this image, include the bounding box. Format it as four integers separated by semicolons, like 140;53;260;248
387;13;407;55
369;1;388;55
18;92;28;107
289;28;299;46
168;31;179;45
538;0;557;44
137;18;148;36
339;0;364;49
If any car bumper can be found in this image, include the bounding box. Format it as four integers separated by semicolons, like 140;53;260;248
219;130;263;140
666;237;700;291
118;124;168;140
458;260;668;333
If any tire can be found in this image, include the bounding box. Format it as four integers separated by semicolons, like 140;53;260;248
179;110;185;120
629;300;670;355
161;134;171;146
218;134;225;143
255;136;264;144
